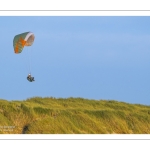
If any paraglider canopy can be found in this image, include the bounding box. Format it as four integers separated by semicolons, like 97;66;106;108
13;32;35;54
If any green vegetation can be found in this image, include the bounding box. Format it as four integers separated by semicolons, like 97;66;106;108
0;97;150;134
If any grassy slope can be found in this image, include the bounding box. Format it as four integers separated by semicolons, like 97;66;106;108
0;97;150;134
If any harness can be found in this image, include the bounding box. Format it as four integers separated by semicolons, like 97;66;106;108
27;76;34;82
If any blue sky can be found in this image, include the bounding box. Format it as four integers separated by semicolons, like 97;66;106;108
1;16;150;105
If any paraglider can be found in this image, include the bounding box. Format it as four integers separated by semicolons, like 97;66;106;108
13;32;35;82
27;74;35;82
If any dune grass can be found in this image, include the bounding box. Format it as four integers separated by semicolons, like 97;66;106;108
0;97;150;134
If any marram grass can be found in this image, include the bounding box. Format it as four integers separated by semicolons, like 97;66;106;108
0;97;150;134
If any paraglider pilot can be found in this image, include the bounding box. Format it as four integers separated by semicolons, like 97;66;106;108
27;74;35;82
